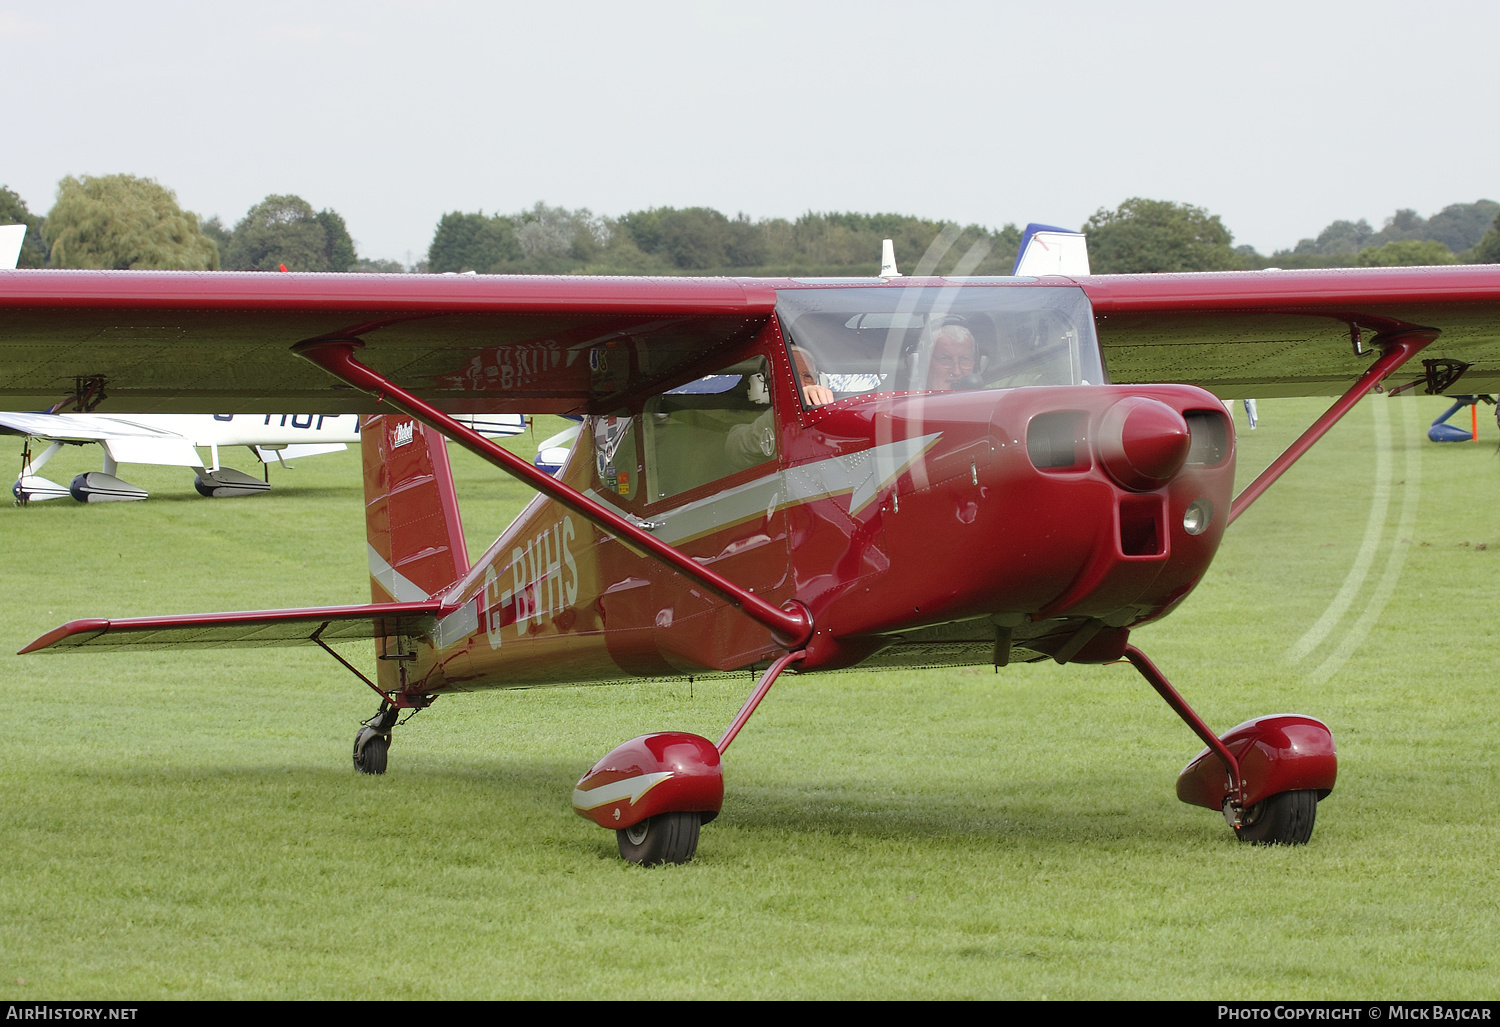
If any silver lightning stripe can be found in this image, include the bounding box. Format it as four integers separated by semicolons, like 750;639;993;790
572;771;674;811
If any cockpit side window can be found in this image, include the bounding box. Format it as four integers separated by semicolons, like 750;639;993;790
641;356;777;503
592;412;640;504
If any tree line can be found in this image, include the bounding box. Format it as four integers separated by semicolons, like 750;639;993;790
1;176;370;273
5;173;1500;275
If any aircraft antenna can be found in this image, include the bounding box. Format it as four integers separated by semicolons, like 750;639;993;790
880;239;900;278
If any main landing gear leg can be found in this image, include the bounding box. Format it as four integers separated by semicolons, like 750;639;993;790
573;650;808;865
310;625;431;778
1122;645;1337;845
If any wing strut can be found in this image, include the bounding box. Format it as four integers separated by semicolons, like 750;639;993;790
293;338;814;649
1227;329;1435;526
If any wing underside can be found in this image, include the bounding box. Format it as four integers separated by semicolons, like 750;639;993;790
1082;266;1500;396
0;272;776;414
20;600;444;653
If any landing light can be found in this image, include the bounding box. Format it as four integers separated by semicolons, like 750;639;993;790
1183;500;1213;536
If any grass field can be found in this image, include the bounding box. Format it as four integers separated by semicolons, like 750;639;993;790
1;399;1496;999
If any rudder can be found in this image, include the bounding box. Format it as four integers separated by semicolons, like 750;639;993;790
362;414;469;602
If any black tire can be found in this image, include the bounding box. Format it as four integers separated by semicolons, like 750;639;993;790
354;732;389;775
616;812;701;865
1234;790;1317;845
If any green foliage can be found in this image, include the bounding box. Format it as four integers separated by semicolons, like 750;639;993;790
350;257;405;273
1083;198;1240;273
1471;231;1500;264
314;208;357;271
1423;200;1500;251
199;215;233;268
1466;209;1500;264
428;202;1022;277
1366;201;1497;252
514;202;613;271
758;212;1021;277
1283;202;1499;266
430;203;627;275
427;211;522;273
619;206;764;269
42;174;219;270
1290;218;1375;258
224;194;357;272
1354;239;1460;267
0;185;49;267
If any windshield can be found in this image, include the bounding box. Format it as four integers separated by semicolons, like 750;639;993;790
775;285;1103;399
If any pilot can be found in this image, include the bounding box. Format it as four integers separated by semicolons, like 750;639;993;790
792;346;835;407
726;347;832;469
925;324;977;390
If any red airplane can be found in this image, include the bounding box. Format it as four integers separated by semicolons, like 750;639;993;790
5;262;1499;864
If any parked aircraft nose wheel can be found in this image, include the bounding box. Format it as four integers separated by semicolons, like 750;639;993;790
1231;790;1318;845
616;812;701;865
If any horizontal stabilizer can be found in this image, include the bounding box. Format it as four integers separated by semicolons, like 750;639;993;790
253;442;347;462
453;413;527;437
20;600;445;654
534;423;582;474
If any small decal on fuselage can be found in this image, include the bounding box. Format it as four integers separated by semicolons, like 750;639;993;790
392;421;415;448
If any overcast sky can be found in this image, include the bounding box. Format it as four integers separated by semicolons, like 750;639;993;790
5;0;1496;264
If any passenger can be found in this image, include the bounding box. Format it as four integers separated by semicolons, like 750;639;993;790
926;324;977;390
726;348;831;469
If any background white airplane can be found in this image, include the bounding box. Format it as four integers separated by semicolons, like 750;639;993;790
5;411;527;503
0;225;526;503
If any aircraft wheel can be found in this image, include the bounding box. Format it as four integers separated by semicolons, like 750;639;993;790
616;812;700;865
353;729;389;775
1233;790;1317;845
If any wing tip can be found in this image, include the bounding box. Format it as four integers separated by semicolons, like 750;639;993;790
19;618;110;654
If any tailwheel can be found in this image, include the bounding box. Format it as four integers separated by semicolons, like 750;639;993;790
352;703;399;776
353;731;389;774
1231;790;1318;845
616;812;701;866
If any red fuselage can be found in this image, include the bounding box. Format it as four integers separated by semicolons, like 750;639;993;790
370;317;1235;698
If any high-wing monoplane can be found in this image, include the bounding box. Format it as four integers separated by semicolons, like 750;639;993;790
6;253;1499;864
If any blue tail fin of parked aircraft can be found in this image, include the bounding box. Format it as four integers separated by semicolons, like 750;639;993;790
1012;223;1091;277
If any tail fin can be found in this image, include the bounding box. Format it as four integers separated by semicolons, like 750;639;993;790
362;414;469;602
1;224;26;269
1012;223;1091;277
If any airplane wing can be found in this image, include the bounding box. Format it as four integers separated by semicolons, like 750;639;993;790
3;268;1500;413
20;600;444;653
0;409;194;443
0;410;205;465
0;271;777;414
1076;266;1500;398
